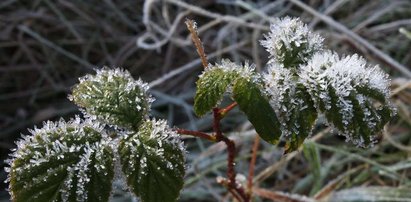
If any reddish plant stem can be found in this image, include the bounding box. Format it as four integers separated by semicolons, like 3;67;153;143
213;107;250;202
217;177;243;202
175;128;216;142
176;107;249;201
218;102;238;117
247;135;260;195
184;19;249;201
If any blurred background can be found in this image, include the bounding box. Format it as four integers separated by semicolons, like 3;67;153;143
1;0;411;201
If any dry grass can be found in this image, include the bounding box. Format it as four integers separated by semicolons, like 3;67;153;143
1;0;411;201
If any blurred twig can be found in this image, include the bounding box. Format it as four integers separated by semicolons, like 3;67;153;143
18;25;93;69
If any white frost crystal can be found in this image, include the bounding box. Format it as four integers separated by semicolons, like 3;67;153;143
194;59;260;116
120;119;185;177
69;67;154;130
264;49;393;147
300;51;391;112
118;119;186;202
260;17;323;67
6;117;114;202
4;14;396;202
263;64;297;137
260;17;393;148
300;52;392;146
204;59;256;79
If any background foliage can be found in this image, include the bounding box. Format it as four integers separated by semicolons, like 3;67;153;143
1;0;411;201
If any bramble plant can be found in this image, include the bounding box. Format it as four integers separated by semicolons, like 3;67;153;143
5;17;395;202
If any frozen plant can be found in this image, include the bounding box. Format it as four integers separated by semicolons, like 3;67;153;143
6;69;185;202
260;17;323;68
5;17;395;202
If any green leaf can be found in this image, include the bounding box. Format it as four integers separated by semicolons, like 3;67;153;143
281;41;317;69
7;118;114;202
70;68;152;130
302;142;322;196
118;119;185;202
298;52;395;147
377;105;394;129
356;85;387;104
350;95;372;146
284;85;318;153
260;17;323;69
324;86;345;131
194;68;238;116
233;77;282;144
322;88;392;147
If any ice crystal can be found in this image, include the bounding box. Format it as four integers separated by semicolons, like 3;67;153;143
203;59;256;79
263;50;393;147
6;116;114;202
263;62;317;148
3;15;397;202
69;67;154;130
194;59;259;116
300;52;391;109
264;64;296;116
118;119;186;202
119;119;185;177
261;17;323;68
300;52;393;146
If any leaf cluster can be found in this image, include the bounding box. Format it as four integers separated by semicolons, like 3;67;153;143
194;17;395;152
6;69;185;202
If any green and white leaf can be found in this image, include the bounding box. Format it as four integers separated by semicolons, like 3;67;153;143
194;66;237;116
260;17;323;68
118;119;185;202
194;60;254;116
194;59;255;116
283;84;318;153
299;51;395;147
262;50;394;149
263;67;317;152
70;68;153;130
6;117;115;202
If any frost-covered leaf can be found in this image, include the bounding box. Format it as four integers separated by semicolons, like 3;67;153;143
263;66;317;151
263;49;394;149
328;186;411;202
70;68;153;130
284;85;318;153
194;66;237;116
260;17;323;68
6;117;114;202
299;51;395;147
118;119;185;202
233;76;282;144
194;60;254;116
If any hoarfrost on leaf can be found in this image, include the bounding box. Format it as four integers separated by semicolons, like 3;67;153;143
118;119;185;202
260;17;323;68
297;51;394;147
69;67;154;130
263;63;318;152
6;117;114;202
194;59;257;116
